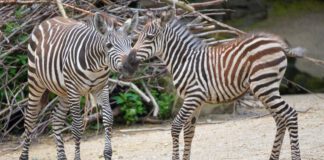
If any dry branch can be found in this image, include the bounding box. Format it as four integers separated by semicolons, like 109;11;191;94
0;37;29;59
56;0;67;18
62;3;94;15
304;56;324;67
142;81;159;117
190;0;224;9
0;0;50;4
108;78;151;103
160;0;245;35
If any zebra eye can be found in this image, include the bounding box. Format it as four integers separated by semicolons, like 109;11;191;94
146;33;155;40
106;43;113;49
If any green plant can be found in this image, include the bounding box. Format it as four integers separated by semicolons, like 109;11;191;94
15;6;25;19
151;89;175;119
15;33;29;43
3;22;19;35
113;91;146;124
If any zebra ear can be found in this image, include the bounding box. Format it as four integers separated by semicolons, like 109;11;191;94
94;12;112;35
145;10;155;23
121;12;138;34
160;9;175;27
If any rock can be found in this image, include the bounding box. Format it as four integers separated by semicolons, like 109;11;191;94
224;0;268;27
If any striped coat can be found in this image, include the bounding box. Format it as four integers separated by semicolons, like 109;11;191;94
125;14;303;160
20;12;138;160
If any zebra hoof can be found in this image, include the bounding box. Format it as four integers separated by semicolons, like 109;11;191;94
19;155;28;160
57;153;67;160
104;156;112;160
172;155;180;160
103;151;112;160
269;156;279;160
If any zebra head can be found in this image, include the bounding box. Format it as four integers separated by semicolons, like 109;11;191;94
92;12;138;72
123;10;175;75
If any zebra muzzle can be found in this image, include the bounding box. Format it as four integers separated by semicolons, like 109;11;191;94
122;49;140;76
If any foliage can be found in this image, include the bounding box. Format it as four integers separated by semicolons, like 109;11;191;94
15;6;26;19
267;0;324;17
113;90;147;125
151;89;175;119
3;22;19;35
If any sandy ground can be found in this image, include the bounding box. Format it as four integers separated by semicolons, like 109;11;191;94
1;94;324;160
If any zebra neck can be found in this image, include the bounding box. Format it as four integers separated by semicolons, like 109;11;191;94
159;26;207;74
157;25;209;97
82;33;108;72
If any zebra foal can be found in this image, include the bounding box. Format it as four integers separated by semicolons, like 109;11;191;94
20;12;138;160
124;12;304;160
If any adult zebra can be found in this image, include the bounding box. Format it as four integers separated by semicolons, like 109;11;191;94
124;12;305;160
20;12;138;160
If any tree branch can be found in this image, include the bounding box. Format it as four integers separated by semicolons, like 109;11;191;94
108;78;151;103
190;0;224;9
160;0;245;35
55;0;67;18
141;81;159;117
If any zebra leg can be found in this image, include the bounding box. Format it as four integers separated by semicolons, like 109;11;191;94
182;107;202;160
52;97;69;160
171;96;202;160
269;115;286;160
286;110;300;160
101;86;113;160
66;87;83;160
250;82;300;160
267;98;300;160
20;84;47;160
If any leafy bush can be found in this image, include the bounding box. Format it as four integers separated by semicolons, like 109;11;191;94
151;89;175;119
113;90;147;125
3;21;19;34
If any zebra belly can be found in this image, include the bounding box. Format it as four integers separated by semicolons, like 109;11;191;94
205;71;249;104
206;87;249;104
34;59;67;97
35;66;109;97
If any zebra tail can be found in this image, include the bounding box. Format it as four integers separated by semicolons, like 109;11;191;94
256;32;306;58
285;47;307;58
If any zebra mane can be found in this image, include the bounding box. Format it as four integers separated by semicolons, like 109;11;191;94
82;12;119;31
167;19;208;49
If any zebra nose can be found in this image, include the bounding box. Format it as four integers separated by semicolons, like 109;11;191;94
128;49;138;65
121;49;139;76
120;54;127;64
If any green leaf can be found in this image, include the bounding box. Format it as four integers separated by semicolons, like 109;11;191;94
15;6;25;19
17;55;27;65
3;22;19;35
17;33;29;43
112;96;124;104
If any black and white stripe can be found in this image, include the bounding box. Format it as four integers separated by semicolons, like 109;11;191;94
126;15;303;160
20;12;138;160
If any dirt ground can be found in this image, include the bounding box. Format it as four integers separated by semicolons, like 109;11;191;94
1;94;324;160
